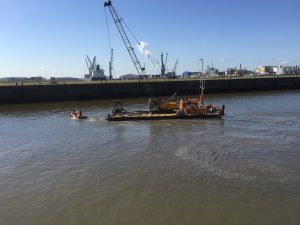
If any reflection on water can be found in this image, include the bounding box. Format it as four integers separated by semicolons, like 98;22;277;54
0;90;300;225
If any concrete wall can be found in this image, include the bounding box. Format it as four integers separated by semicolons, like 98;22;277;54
0;77;299;104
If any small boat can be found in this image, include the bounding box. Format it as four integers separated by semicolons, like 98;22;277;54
69;110;88;120
106;79;225;121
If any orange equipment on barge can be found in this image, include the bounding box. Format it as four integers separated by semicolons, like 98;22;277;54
106;78;225;121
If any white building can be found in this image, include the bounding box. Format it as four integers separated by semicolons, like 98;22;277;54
273;66;285;75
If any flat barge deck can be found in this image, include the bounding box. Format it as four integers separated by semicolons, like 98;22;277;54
106;111;223;121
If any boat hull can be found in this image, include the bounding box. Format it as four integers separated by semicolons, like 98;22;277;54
69;112;88;120
106;111;223;121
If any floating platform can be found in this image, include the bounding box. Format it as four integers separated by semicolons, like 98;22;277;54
106;110;223;121
106;86;225;122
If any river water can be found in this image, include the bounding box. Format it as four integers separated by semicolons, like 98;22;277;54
0;90;300;225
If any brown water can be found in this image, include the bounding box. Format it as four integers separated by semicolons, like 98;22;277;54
0;91;300;225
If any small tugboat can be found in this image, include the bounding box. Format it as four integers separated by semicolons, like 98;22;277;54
106;79;225;121
69;110;88;120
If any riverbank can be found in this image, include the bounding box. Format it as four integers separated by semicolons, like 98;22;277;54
0;76;299;104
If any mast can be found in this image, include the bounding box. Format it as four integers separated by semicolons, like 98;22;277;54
200;78;205;106
161;52;166;77
109;49;114;79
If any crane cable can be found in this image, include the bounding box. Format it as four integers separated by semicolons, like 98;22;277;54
105;8;112;52
105;7;121;99
113;7;160;74
105;3;156;98
113;7;140;46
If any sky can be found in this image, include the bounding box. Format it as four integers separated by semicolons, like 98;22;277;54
0;0;300;78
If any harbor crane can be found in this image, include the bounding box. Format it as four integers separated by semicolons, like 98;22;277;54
173;58;179;74
85;55;96;71
109;49;114;79
84;55;106;80
167;58;178;78
104;0;145;80
161;52;168;77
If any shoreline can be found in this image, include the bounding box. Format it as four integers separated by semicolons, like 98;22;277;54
0;76;299;105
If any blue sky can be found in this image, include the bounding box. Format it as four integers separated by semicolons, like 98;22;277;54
1;0;299;78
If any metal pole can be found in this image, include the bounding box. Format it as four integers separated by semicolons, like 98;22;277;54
200;59;203;75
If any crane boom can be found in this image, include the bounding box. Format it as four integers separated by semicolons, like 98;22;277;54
86;55;92;66
104;0;145;79
92;56;96;68
85;59;90;70
173;58;179;73
165;53;168;71
171;58;179;78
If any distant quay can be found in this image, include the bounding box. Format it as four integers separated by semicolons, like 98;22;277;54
0;76;299;105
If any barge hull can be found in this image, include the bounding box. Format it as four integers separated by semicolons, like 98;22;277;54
106;113;223;121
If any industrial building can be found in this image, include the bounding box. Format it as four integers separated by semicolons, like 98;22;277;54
256;65;300;75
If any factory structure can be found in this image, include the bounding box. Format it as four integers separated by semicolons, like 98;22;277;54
255;65;300;76
181;64;300;79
